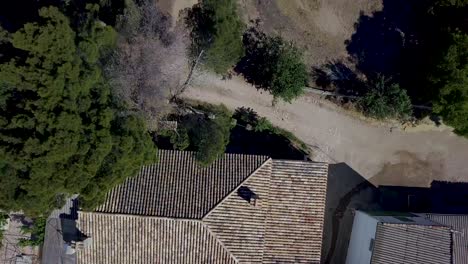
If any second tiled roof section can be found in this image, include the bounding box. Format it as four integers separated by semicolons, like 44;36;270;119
95;150;269;219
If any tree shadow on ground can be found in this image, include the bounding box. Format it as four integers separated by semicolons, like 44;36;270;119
315;0;441;104
227;107;308;160
347;0;444;104
226;125;306;160
311;60;367;96
234;27;277;91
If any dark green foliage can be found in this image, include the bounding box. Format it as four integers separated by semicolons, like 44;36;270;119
0;212;8;245
425;1;468;135
254;117;275;132
158;127;190;151
0;6;156;215
189;105;234;166
187;0;245;74
171;128;190;150
270;44;308;102
236;28;307;103
431;32;468;135
359;76;413;120
18;217;47;247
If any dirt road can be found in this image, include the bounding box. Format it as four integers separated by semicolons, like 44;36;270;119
185;71;468;186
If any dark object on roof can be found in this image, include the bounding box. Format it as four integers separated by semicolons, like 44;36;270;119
78;150;329;263
237;186;258;203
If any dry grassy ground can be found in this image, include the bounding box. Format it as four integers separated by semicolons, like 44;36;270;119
238;0;382;67
158;0;382;66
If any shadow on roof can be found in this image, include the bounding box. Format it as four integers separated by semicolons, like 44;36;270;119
322;163;380;264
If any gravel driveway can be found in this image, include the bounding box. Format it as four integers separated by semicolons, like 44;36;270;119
185;71;468;186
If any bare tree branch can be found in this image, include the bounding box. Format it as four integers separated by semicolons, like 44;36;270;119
106;0;190;129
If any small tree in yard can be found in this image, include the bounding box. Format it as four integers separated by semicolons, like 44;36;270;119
189;105;234;166
186;0;245;74
430;32;468;136
271;44;308;103
359;75;413;120
237;28;308;103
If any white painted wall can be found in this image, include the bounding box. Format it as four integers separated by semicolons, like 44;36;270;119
345;211;379;264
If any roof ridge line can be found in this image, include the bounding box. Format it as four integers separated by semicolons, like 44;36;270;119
157;149;270;159
201;157;273;220
272;159;327;164
380;222;451;229
201;221;240;264
79;211;202;222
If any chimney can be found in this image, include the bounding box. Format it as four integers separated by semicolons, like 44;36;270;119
237;186;259;206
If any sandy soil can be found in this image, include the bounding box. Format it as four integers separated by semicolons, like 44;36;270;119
238;0;382;67
185;71;468;187
161;0;381;67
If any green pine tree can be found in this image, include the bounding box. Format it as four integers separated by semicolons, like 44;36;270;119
0;6;156;216
187;0;245;74
431;32;468;136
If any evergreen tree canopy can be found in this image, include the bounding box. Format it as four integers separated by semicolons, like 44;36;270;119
0;6;156;216
431;32;468;135
426;1;468;136
187;105;233;166
237;28;307;103
270;43;308;102
187;0;245;74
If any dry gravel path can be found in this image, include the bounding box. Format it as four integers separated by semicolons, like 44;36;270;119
185;72;468;186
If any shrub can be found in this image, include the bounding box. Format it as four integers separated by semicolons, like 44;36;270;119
359;75;413;120
236;28;307;103
189;105;234;166
18;217;47;247
159;127;190;151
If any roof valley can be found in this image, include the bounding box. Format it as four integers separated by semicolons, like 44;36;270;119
76;150;329;264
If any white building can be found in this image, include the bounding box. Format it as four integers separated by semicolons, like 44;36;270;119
346;210;468;264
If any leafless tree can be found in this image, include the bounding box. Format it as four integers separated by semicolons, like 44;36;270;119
106;0;190;129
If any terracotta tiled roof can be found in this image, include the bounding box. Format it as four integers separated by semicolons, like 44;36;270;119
264;160;328;263
78;150;328;263
76;212;236;264
96;150;268;218
371;223;452;264
202;158;273;263
427;214;468;264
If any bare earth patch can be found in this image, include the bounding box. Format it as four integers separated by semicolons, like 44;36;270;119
238;0;382;66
